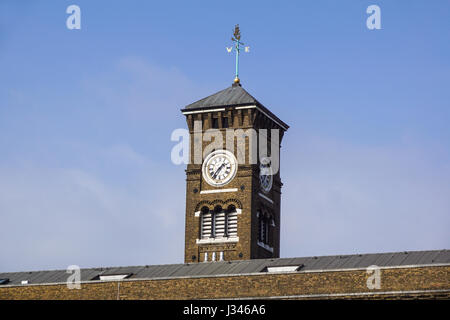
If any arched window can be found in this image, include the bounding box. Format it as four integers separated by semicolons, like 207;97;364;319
226;205;238;238
258;211;273;245
200;206;212;239
214;206;225;238
200;205;239;240
258;210;264;243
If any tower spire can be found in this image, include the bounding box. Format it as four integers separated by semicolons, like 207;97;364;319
228;24;249;85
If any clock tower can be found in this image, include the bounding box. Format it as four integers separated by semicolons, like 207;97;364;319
181;82;289;263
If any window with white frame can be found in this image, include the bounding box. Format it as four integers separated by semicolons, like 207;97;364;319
226;205;238;238
200;205;238;239
200;206;212;239
215;209;226;237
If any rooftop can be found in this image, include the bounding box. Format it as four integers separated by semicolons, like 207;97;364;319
181;83;289;130
1;249;448;286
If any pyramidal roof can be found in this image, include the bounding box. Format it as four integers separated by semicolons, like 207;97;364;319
182;83;261;110
181;83;289;130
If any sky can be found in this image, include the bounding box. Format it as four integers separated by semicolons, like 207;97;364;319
0;0;449;272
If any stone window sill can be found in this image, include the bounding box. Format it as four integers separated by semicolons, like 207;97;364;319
196;237;239;245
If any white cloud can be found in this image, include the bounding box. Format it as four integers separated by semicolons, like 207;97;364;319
281;135;450;258
103;144;147;166
80;56;210;127
0;57;199;272
0;147;186;272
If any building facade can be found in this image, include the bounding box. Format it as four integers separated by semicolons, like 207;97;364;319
1;250;449;299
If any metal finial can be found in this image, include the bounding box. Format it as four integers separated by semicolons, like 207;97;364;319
227;24;249;85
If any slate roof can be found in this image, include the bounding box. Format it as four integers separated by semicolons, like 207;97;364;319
183;84;261;110
181;83;289;130
0;249;448;286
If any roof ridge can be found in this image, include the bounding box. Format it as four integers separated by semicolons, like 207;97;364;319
1;249;448;275
182;84;259;110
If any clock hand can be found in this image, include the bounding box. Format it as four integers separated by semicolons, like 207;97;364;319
213;164;225;179
212;163;225;179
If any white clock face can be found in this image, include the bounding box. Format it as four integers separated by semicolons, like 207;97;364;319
202;150;238;187
259;158;273;193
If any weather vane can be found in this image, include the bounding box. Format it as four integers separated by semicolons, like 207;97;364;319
227;24;250;84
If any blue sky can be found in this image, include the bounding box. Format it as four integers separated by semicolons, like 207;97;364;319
0;0;449;272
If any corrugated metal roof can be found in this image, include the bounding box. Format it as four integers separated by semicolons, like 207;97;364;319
0;249;448;286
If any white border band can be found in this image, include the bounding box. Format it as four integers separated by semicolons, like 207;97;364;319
200;188;238;194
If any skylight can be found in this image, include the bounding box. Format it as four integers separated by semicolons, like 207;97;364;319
264;265;303;273
99;274;130;281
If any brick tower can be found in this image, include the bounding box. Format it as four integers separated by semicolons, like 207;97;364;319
181;82;288;263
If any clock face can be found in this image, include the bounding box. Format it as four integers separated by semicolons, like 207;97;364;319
259;158;273;193
202;150;238;187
